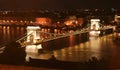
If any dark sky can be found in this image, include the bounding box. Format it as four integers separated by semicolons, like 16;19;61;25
0;0;119;10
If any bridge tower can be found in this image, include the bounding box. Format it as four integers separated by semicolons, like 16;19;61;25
90;19;100;30
89;19;101;36
26;26;42;53
26;26;40;44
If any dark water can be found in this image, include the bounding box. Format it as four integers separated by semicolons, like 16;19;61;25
0;26;26;44
0;26;120;69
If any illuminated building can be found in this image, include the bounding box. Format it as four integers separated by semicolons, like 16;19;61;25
35;18;52;25
64;16;78;26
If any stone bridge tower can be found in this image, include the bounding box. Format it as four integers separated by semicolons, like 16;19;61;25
26;26;40;44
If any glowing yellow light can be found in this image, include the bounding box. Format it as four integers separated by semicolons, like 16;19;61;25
30;21;33;23
11;20;13;22
7;20;9;22
25;44;42;54
24;21;27;23
37;44;42;49
26;45;38;53
20;20;23;23
89;31;100;36
3;20;5;22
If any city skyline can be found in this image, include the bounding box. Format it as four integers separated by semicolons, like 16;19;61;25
0;0;120;10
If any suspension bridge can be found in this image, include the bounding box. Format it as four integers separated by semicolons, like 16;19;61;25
0;19;115;53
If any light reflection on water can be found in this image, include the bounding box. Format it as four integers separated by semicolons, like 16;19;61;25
0;26;26;43
37;33;117;62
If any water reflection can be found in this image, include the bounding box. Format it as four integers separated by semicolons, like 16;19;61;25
0;26;26;43
35;33;117;62
23;32;118;63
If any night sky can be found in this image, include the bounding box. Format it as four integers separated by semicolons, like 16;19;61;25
0;0;119;10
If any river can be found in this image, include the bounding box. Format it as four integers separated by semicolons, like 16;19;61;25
0;26;120;69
